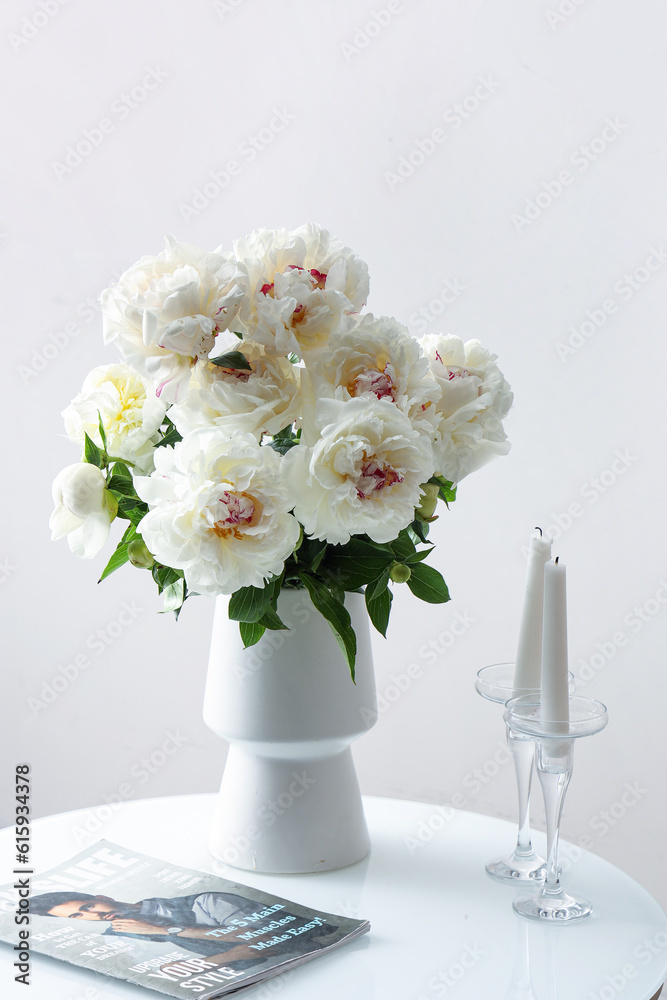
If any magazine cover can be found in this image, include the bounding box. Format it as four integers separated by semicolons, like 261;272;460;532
0;840;369;997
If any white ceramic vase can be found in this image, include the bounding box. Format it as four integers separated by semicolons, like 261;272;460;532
203;588;377;873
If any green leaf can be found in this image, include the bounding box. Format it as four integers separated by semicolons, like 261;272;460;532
299;572;357;681
209;350;252;371
294;534;327;571
160;578;186;615
239;621;266;647
320;538;395;591
121;523;138;544
110;462;133;481
365;570;392;637
97;411;108;452
116;496;148;527
310;545;328;573
228;583;273;623
258;606;289;631
98;541;130;582
152;564;183;593
268;438;300;456
273;425;296;441
268;431;300;456
409;519;430;544
267;424;300;455
157;424;182;449
406;563;451;604
429;475;457;506
121;504;149;527
390;529;416;562
107;475;137;496
404;547;435;565
232;330;244;340
84;433;104;468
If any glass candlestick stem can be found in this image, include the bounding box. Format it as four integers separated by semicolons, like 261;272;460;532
506;696;608;923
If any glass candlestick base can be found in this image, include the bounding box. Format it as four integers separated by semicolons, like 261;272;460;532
514;884;592;922
485;724;546;884
476;663;569;886
504;696;608;924
486;848;546;884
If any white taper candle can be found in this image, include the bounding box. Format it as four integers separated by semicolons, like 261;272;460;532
512;529;552;695
540;558;570;734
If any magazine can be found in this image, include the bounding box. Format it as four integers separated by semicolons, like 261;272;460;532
0;839;369;997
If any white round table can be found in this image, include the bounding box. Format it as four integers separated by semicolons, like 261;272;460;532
1;794;665;999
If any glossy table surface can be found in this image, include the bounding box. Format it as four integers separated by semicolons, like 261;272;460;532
1;794;665;999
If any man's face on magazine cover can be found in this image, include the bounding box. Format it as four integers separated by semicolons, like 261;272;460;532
47;896;137;921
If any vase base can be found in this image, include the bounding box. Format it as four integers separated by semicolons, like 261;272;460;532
208;744;371;874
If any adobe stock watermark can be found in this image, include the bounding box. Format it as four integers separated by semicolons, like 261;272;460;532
8;0;74;54
340;1;405;63
545;0;593;31
587;925;667;1000
556;246;667;361
409;278;467;335
69;730;192;845
404;803;457;855
577;781;648;854
230;591;314;682
51;66;168;181
250;969;296;1000
217;771;317;866
331;898;363;920
359;610;476;726
417;943;486;998
404;738;513;855
179;107;296;222
573;578;667;688
27;601;144;715
0;557;17;584
212;0;250;18
520;448;638;555
17;270;120;386
385;75;502;192
511;117;627;233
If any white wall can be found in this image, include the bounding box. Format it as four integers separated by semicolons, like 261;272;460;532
3;0;666;908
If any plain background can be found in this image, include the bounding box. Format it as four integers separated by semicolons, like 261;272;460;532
2;0;666;913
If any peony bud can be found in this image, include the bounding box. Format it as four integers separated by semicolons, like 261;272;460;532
128;539;154;569
389;562;411;584
50;463;112;559
55;463;107;518
103;489;118;520
415;482;439;522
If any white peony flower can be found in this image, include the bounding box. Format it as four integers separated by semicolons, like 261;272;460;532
420;334;513;482
62;364;167;473
134;428;301;596
50;464;112;559
168;342;301;440
101;236;247;403
283;397;434;545
233;223;369;357
303;313;439;442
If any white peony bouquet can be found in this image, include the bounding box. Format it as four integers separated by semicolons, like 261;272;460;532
50;225;513;677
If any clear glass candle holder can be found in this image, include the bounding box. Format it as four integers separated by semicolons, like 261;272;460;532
504;695;608;923
475;663;546;884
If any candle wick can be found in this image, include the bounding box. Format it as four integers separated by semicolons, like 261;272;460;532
534;526;543;537
555;556;559;564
